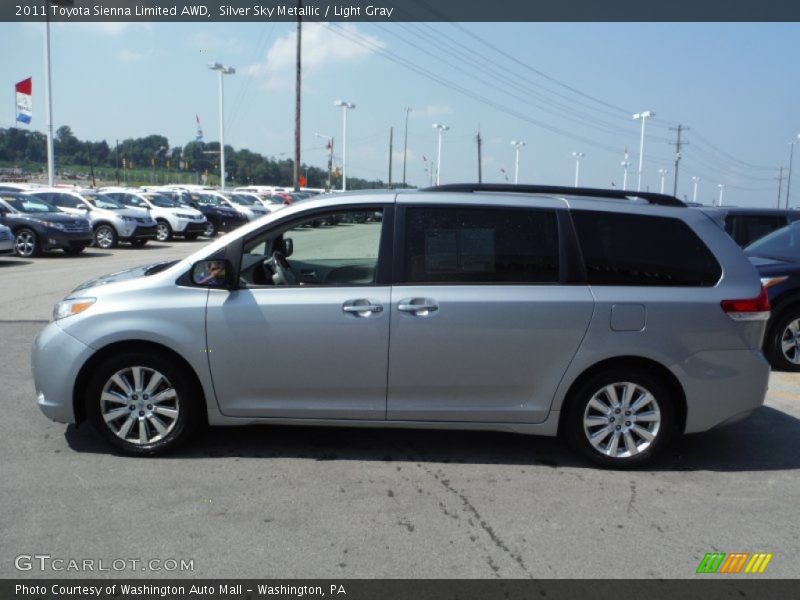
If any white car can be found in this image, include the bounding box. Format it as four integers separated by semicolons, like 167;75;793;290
100;188;206;242
26;188;157;249
227;192;275;218
0;224;13;255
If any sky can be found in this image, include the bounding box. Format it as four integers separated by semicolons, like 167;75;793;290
0;20;798;207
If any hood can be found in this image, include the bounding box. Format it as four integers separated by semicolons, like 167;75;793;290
72;260;180;293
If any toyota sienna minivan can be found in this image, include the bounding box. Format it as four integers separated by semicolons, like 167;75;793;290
32;184;772;467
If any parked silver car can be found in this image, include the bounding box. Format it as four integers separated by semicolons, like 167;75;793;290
32;185;771;467
0;224;13;255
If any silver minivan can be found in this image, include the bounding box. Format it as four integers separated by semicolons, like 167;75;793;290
31;185;771;467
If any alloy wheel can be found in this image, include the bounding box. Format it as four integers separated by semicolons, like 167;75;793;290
781;318;800;365
14;230;36;257
156;222;170;242
204;221;216;237
100;366;180;445
95;226;115;249
583;382;661;458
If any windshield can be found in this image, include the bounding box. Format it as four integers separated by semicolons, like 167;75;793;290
230;194;258;206
84;193;126;210
143;193;179;208
745;221;800;262
194;193;224;207
3;195;58;213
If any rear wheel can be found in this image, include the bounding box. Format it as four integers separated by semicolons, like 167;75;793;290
14;228;40;257
93;224;118;249
85;351;201;455
565;367;676;468
767;305;800;372
155;220;172;242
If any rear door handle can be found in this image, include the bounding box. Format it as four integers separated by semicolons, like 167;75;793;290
342;299;383;317
397;298;439;316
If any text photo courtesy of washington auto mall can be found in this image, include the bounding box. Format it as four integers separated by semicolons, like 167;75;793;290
1;1;800;599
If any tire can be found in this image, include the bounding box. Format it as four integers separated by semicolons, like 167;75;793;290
203;220;217;238
130;239;148;248
184;233;200;240
564;367;676;469
155;220;172;242
85;351;202;456
93;224;118;249
63;245;86;255
766;305;800;372
13;228;41;257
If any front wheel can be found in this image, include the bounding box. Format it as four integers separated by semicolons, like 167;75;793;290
14;228;40;257
155;221;172;242
203;220;217;238
85;351;202;455
565;368;676;468
93;224;118;249
767;306;800;372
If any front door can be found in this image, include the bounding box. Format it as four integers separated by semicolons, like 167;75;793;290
206;206;392;419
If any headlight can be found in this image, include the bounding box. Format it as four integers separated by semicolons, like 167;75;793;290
122;216;136;222
43;221;66;230
53;297;96;321
176;213;194;219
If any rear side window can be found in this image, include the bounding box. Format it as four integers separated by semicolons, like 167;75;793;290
572;211;721;287
725;214;788;247
403;206;559;284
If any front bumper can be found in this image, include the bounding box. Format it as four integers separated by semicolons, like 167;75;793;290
173;219;207;234
119;224;157;241
41;229;94;251
32;321;95;424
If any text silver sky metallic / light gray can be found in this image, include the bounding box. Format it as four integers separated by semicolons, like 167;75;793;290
30;185;771;467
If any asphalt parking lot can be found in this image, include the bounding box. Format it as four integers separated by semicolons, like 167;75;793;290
1;241;799;579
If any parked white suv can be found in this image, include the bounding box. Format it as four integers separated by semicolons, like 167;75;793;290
27;188;157;249
101;188;206;242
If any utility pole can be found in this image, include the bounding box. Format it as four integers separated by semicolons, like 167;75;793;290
777;167;784;208
293;11;302;192
115;139;120;185
669;124;688;197
787;137;799;209
387;127;393;188
402;106;411;188
476;128;483;183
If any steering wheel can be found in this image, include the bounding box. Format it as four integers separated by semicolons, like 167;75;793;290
262;251;297;286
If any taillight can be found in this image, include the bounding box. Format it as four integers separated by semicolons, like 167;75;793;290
721;286;771;321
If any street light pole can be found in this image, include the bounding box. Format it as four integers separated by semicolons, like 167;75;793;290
402;106;411;188
208;62;235;191
432;123;449;185
511;140;525;184
658;168;668;194
717;183;725;206
315;133;333;192
571;152;584;187
633;111;655;192
334;100;355;191
786;135;800;209
692;176;700;203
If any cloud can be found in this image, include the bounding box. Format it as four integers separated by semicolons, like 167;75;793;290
244;23;384;91
116;49;145;62
411;105;454;119
392;148;416;162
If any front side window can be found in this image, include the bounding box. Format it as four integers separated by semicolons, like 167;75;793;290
239;208;384;287
572;211;722;286
402;206;559;284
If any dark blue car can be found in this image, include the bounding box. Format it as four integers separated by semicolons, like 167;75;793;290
745;221;800;371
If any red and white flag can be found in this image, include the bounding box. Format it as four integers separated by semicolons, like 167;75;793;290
15;78;32;124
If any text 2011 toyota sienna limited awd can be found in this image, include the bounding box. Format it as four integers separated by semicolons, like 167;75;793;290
31;185;772;467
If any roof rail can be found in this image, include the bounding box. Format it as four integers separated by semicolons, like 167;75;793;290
420;183;686;207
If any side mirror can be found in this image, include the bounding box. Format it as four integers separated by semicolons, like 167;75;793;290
192;259;233;289
282;237;293;257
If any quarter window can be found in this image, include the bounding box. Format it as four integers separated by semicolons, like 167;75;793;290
403;207;559;284
572;211;721;287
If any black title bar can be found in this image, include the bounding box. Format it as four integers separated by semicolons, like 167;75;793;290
4;0;800;22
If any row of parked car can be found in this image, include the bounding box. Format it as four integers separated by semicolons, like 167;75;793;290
0;183;320;256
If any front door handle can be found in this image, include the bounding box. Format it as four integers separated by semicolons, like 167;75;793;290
397;298;439;316
342;299;383;317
